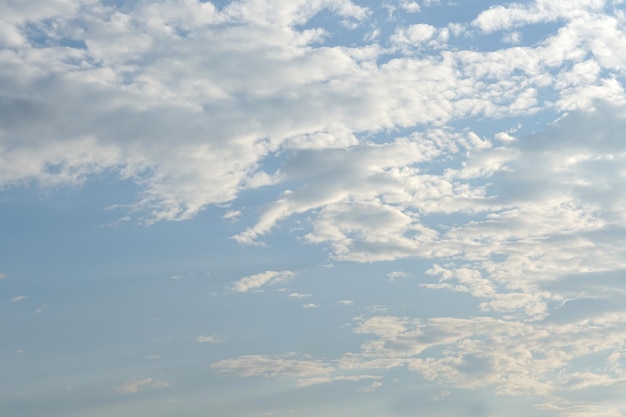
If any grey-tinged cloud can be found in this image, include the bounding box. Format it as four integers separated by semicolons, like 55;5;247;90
3;0;625;227
334;311;626;405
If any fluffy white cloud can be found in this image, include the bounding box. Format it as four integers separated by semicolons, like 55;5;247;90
472;0;607;33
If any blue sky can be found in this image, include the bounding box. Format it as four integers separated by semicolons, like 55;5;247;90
2;0;626;416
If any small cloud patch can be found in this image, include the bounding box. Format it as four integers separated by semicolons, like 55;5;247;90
113;377;170;394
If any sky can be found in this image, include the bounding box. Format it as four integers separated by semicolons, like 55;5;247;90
2;0;626;416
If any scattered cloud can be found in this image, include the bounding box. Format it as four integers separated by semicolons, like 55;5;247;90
211;354;384;389
4;1;626;415
211;354;334;383
11;295;27;303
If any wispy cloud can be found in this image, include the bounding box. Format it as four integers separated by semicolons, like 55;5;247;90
288;292;311;298
196;335;222;343
113;377;170;394
232;271;295;293
386;271;410;281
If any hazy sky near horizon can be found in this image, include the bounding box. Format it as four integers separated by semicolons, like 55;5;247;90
2;0;626;416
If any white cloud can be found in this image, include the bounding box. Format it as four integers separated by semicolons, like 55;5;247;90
232;270;294;293
0;273;6;279
223;210;241;221
113;376;170;394
337;312;626;400
288;292;311;298
11;295;27;303
302;303;318;309
399;1;421;13
472;0;607;33
2;0;625;231
390;24;437;45
502;31;522;44
386;271;410;281
5;2;626;414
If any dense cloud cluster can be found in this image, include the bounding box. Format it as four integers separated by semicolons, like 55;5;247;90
3;0;626;415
